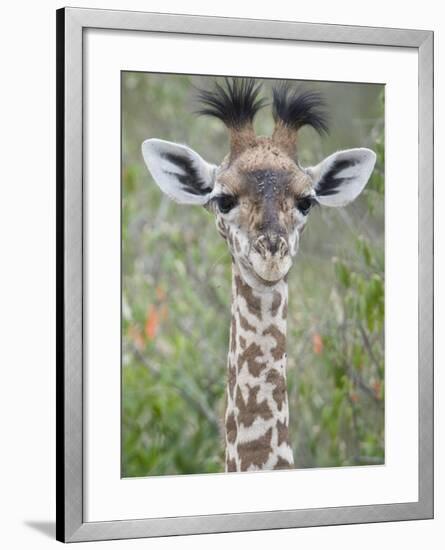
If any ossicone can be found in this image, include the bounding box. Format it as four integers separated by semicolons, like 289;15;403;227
271;82;329;157
195;78;329;161
195;78;267;160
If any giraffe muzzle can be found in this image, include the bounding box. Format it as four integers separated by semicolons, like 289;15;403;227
248;234;292;283
253;234;289;260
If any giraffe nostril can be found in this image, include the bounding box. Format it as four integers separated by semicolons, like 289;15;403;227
253;236;267;258
278;237;289;258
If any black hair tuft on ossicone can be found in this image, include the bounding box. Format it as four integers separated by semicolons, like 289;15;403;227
272;82;329;135
195;78;267;129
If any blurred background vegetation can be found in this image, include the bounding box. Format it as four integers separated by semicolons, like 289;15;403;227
122;73;385;477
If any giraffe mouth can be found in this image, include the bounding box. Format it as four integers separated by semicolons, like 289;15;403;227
254;265;291;283
240;253;292;285
254;270;285;286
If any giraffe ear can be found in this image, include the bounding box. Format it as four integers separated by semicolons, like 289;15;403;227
307;148;376;207
141;138;217;205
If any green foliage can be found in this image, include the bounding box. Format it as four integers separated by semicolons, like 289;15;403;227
122;74;385;476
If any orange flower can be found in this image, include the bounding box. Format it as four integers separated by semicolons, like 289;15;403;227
372;380;382;399
312;332;324;355
145;305;160;340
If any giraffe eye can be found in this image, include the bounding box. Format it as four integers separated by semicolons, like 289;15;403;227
216;194;238;214
296;196;314;215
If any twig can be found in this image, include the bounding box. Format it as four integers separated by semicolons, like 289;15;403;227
358;322;381;374
347;366;381;403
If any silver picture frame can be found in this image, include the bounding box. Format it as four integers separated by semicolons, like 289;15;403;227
56;6;434;542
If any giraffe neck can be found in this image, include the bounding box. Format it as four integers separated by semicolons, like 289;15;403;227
224;263;294;472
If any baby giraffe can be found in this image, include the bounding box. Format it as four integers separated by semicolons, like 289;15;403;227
142;79;376;472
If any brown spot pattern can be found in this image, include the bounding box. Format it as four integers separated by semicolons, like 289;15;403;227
236;385;273;428
239;335;246;349
238;427;273;471
266;369;287;410
271;291;282;316
226;458;237;472
238;310;256;333
227;361;236;399
276;419;290;447
273;456;292;470
230;317;237;353
226;412;237;444
263;325;286;361
237;342;266;377
235;275;262;319
282;301;288;320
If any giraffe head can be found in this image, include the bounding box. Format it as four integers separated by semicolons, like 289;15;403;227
142;79;376;289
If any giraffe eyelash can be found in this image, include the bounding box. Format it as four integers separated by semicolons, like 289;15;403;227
296;196;317;215
214;194;238;214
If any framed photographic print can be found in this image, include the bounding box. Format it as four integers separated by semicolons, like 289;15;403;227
56;7;434;542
